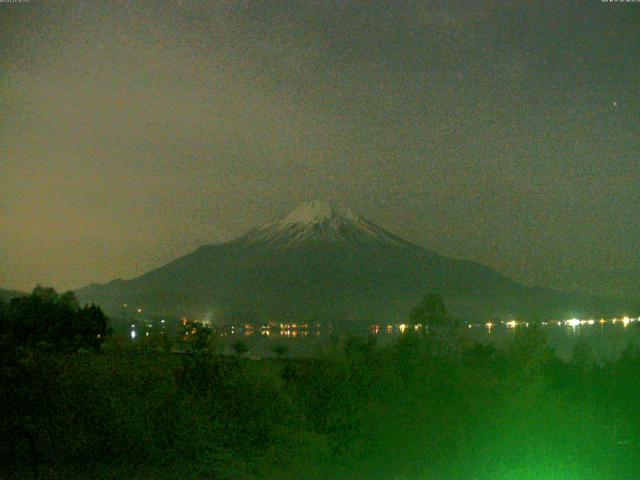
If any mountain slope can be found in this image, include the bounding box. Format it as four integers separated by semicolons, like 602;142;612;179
0;288;27;302
77;201;636;322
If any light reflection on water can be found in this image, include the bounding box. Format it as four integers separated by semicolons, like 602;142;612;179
218;320;640;361
460;322;640;362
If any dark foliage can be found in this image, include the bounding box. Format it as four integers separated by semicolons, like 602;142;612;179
409;292;449;327
2;298;640;478
0;286;110;353
231;339;249;357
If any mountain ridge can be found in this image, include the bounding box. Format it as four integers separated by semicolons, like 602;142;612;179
0;287;27;302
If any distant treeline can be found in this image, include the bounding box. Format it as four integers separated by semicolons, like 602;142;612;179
0;286;110;354
2;289;640;479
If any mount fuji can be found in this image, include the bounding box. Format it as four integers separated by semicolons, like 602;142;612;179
77;200;632;323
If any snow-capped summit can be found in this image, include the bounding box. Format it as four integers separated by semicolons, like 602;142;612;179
276;200;359;226
232;200;410;249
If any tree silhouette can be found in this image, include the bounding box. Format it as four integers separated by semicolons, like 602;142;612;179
75;304;110;352
5;286;110;353
231;339;249;357
409;292;449;328
270;343;289;359
179;319;216;354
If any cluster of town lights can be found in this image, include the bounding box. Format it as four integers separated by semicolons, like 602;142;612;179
127;313;638;341
500;316;637;329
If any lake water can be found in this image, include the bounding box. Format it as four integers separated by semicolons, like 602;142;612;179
218;320;640;361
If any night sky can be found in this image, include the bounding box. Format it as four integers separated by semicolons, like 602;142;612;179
1;1;638;298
